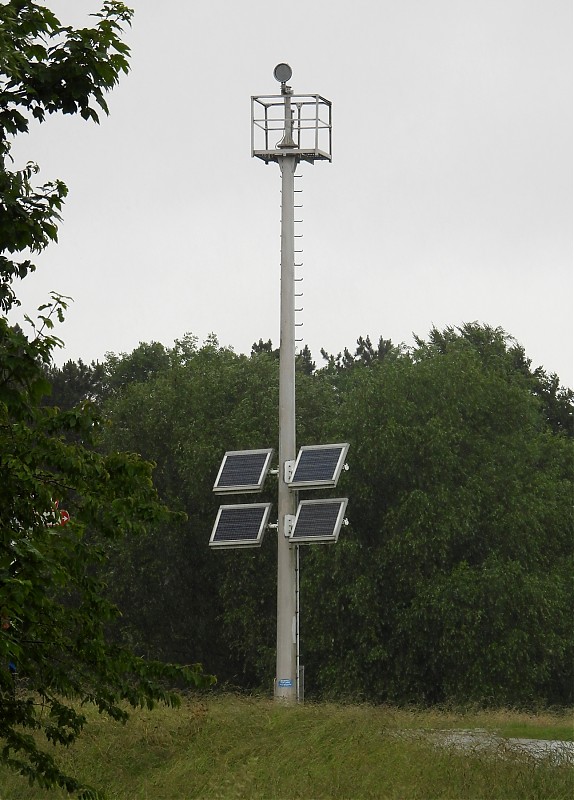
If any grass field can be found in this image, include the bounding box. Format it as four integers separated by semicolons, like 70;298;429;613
0;694;572;799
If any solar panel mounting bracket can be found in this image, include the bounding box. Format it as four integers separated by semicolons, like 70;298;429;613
284;460;295;483
284;514;295;538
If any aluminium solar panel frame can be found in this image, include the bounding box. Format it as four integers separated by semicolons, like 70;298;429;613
209;502;272;549
289;497;348;545
213;448;274;494
287;442;349;489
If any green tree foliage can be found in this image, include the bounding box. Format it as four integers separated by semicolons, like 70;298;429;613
320;334;401;372
0;4;211;797
44;358;107;409
251;338;279;359
90;326;572;707
304;327;572;705
413;323;574;436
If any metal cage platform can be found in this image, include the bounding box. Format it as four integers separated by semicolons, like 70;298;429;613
251;93;332;164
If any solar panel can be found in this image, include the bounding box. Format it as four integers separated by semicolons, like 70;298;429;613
288;443;349;489
209;503;272;549
289;498;348;544
213;448;274;494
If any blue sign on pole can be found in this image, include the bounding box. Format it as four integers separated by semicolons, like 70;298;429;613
278;679;293;688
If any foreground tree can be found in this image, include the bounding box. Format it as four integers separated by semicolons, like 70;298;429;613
0;4;211;797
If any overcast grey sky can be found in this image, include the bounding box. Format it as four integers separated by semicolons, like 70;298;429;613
9;0;573;386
